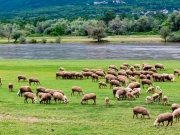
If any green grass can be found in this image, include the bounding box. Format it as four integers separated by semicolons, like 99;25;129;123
0;59;179;134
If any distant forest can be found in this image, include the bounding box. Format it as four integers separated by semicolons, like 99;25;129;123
0;0;179;20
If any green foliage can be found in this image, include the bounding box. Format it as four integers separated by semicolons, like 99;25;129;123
167;32;180;42
41;38;47;43
18;36;26;44
55;36;61;43
159;26;171;42
50;25;65;36
28;39;37;44
11;30;23;42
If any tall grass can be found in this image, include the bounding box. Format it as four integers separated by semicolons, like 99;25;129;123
0;59;179;134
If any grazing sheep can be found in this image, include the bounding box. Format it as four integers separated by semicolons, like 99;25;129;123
17;86;33;96
127;82;140;90
40;93;51;104
110;80;120;89
71;86;84;96
95;71;106;78
172;108;180;122
120;65;128;70
171;103;180;112
36;86;46;96
82;68;90;72
155;63;165;70
133;106;151;119
115;89;127;100
112;87;122;98
153;112;173;126
59;67;65;71
29;77;40;85
105;74;115;83
146;96;153;104
99;82;107;89
81;93;96;105
91;73;98;82
107;70;117;76
53;92;68;103
18;75;28;82
174;69;180;75
123;63;130;68
129;76;136;82
109;65;118;71
24;92;37;103
152;93;159;102
133;88;141;94
105;97;110;106
156;86;162;92
141;79;153;89
158;91;163;101
118;70;127;76
131;89;140;98
146;86;155;94
163;96;168;106
134;64;141;70
117;75;128;86
126;91;135;100
56;71;64;79
8;83;13;92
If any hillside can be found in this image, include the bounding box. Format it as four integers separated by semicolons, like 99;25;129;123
0;0;179;19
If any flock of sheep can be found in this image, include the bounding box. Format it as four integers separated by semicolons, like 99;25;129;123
4;62;180;127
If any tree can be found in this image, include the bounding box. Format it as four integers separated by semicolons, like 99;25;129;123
167;11;180;31
50;25;65;36
101;10;115;25
11;30;23;42
86;21;107;42
159;26;171;42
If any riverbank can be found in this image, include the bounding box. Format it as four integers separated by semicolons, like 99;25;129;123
0;35;163;44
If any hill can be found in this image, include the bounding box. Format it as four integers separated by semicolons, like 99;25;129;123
0;0;179;19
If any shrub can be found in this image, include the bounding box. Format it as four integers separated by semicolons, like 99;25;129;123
41;39;47;44
18;36;26;44
167;32;180;42
28;39;37;44
55;36;61;43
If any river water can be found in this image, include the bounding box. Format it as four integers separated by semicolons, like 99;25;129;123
0;43;179;60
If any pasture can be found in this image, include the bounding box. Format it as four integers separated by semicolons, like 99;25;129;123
0;59;180;135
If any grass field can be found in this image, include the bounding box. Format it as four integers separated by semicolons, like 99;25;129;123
0;59;179;135
0;35;163;44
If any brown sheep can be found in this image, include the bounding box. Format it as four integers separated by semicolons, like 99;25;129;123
82;68;90;72
163;96;168;106
17;86;33;96
155;63;165;71
56;71;64;79
141;79;153;89
118;70;127;76
40;93;51;104
123;63;130;68
18;75;28;82
81;93;96;105
133;106;151;119
154;112;173;126
24;92;37;103
71;86;84;96
36;86;46;96
171;103;180;112
107;70;117;76
8;83;13;92
59;67;65;71
53;92;68;103
115;89;127;100
152;73;163;82
152;93;159;102
29;77;40;85
110;80;121;89
99;82;107;89
174;69;180;75
105;74;115;83
91;73;98;82
146;86;155;94
105;97;110;106
120;65;128;70
127;82;140;90
117;75;129;86
112;87;122;98
172;108;180;122
95;71;106;78
109;65;118;71
146;96;153;104
134;64;141;70
82;71;93;79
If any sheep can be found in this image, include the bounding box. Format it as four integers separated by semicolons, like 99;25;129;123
123;63;130;68
134;64;141;70
171;103;180;112
59;67;65;71
8;83;13;92
36;86;46;96
105;74;115;83
110;80;120;89
127;82;140;90
133;88;141;94
163;96;168;106
115;89;127;100
17;86;33;96
156;86;162;92
126;91;135;100
71;86;84;96
53;92;68;103
153;112;173;126
155;63;165;71
18;75;28;82
117;75;129;86
82;68;90;72
99;82;107;89
105;97;110;106
129;76;136;82
152;93;159;102
152;73;163;82
109;65;118;71
158;91;163;101
120;65;128;70
112;87;122;98
82;71;93;79
146;96;153;104
91;73;98;82
24;92;37;103
95;71;106;78
141;79;153;89
118;70;127;76
172;108;180;122
29;77;40;85
174;69;180;75
107;70;117;76
56;71;64;79
81;93;96;105
146;86;155;94
39;93;51;104
133;106;151;119
131;89;140;98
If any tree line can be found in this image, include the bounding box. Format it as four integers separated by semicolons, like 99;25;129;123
0;11;180;43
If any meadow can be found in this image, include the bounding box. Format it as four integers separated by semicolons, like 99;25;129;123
0;59;180;135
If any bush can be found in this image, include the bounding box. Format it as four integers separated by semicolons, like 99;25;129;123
167;32;180;42
55;36;61;43
41;39;47;44
18;36;26;44
28;39;37;44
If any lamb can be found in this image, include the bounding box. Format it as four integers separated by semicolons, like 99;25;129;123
81;93;96;105
18;75;28;82
110;80;121;89
163;96;168;106
146;86;155;94
156;86;162;92
53;92;68;103
171;103;180;112
71;86;84;96
39;93;51;104
24;92;37;103
105;97;110;106
172;108;180;122
99;82;107;89
127;82;140;90
141;79;153;89
133;106;151;119
8;83;13;92
29;77;40;85
155;63;165;71
153;112;173;126
146;96;153;104
17;86;33;96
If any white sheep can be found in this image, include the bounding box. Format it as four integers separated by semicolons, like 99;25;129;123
163;96;168;106
156;86;162;92
81;93;96;105
172;108;180;122
105;97;110;106
133;106;151;119
133;88;141;94
146;96;153;104
24;92;37;103
53;92;68;103
146;86;155;94
153;112;173;126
